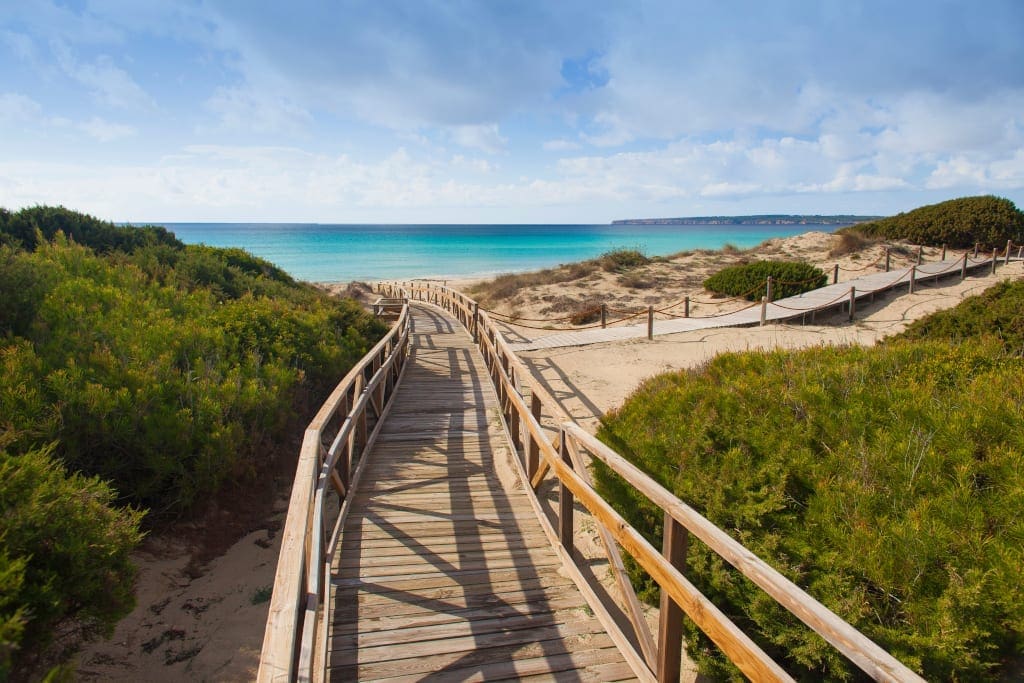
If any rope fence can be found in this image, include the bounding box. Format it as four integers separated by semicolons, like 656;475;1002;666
382;242;1018;337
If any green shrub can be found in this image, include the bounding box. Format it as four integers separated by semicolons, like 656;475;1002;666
846;195;1024;248
0;205;182;253
596;337;1024;680
703;260;826;301
599;248;650;272
0;238;384;514
0;205;388;674
0;445;143;677
895;277;1024;355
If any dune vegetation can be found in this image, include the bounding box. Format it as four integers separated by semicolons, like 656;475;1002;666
703;260;827;301
0;206;386;678
595;276;1024;680
841;195;1024;248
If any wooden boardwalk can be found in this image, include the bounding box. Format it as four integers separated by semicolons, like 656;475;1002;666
329;305;636;681
507;255;1006;352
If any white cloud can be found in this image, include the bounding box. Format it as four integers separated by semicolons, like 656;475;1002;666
51;41;155;110
0;92;41;121
205;86;312;135
542;139;580;151
446;124;508;154
77;116;137;142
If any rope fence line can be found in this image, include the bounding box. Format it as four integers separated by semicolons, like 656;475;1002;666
383;243;1018;337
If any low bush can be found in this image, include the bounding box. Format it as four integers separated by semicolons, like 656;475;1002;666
599;248;649;272
845;195;1024;248
0;205;181;253
828;230;876;257
0;206;387;673
569;304;602;325
595;280;1024;680
895;277;1024;355
468;263;598;306
703;260;826;300
0;445;143;678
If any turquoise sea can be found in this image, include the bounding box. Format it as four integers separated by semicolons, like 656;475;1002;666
159;223;839;283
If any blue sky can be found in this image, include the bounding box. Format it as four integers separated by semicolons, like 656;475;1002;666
2;0;1023;223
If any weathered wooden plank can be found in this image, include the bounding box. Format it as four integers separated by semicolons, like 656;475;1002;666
335;585;583;625
327;304;634;682
361;646;629;683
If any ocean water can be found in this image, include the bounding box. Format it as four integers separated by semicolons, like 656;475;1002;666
159;223;838;283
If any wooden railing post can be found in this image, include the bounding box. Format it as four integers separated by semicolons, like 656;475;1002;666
1005;240;1012;266
961;252;968;281
991;248;998;275
759;295;767;326
526;393;541;479
832;264;838;284
941;244;947;260
885;248;891;272
684;296;690;318
974;243;979;258
848;287;856;321
601;303;607;329
766;276;773;302
647;305;654;340
658;512;688;682
916;245;923;265
558;432;574;556
909;266;916;294
472;303;480;343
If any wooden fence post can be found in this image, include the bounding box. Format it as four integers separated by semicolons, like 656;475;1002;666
657;513;688;683
765;276;773;302
684;296;690;318
647;306;654;340
832;264;839;284
941;244;947;260
601;303;607;329
909;266;916;293
916;245;923;264
759;296;767;326
472;303;479;343
992;248;998;274
961;252;968;281
1006;240;1012;266
885;248;891;272
848;287;856;321
558;433;574;556
974;243;979;258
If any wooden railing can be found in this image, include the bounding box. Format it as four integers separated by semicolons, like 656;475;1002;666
257;302;411;683
382;280;925;683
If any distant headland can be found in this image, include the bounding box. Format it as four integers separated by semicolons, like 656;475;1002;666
612;214;883;226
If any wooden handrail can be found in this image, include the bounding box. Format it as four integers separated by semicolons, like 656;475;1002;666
391;279;926;683
257;303;411;683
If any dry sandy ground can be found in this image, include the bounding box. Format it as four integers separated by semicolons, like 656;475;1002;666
76;232;1020;681
518;260;1024;430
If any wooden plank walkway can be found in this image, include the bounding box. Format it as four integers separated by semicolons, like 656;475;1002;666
508;255;1003;352
329;304;636;682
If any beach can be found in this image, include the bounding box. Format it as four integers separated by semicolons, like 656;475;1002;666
78;231;1022;681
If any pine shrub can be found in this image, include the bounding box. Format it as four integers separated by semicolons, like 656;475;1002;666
703;260;826;301
846;195;1024;248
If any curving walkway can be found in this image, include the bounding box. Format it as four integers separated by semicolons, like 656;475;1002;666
508;255;1004;352
328;305;636;681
